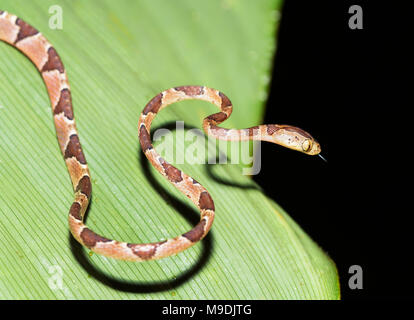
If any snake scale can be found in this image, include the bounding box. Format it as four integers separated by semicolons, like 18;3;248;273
0;11;321;261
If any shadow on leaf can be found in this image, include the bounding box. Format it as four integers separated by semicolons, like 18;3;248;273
69;125;214;293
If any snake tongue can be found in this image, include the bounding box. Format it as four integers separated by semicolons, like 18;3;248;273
318;153;328;163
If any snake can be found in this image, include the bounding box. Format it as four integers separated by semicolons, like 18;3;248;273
0;11;321;262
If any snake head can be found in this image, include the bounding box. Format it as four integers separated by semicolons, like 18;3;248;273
300;136;321;155
270;125;321;155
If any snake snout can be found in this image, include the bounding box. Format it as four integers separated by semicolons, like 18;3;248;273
307;139;321;155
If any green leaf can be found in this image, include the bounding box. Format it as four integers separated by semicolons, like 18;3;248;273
0;0;339;299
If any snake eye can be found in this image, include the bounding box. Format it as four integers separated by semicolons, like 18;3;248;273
302;139;311;152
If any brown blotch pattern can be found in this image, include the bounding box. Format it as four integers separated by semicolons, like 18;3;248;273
175;86;204;96
41;47;64;73
69;202;82;220
127;244;157;259
248;126;260;136
53;89;73;119
218;92;232;108
127;241;166;259
139;125;153;151
207;112;227;123
182;219;207;242
143;93;162;115
199;191;215;211
15;18;39;43
210;125;228;137
76;175;92;198
267;124;280;135
80;228;111;248
65;134;86;164
162;162;183;183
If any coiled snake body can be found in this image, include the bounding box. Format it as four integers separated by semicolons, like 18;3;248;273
0;11;321;261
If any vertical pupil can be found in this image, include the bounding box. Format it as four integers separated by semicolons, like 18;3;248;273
303;140;310;151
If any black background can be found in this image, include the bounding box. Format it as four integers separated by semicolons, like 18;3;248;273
254;0;407;299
